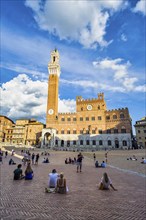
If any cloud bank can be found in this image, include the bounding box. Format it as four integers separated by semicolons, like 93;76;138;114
25;0;127;48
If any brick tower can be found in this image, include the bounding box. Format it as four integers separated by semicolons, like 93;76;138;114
46;49;60;127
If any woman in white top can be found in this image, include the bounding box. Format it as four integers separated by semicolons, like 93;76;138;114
99;172;117;191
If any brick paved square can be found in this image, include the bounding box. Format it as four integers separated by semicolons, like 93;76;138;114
0;148;146;220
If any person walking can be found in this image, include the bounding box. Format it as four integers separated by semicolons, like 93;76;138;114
93;153;96;162
35;153;39;165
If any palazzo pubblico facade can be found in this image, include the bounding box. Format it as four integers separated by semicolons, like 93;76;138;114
41;49;132;149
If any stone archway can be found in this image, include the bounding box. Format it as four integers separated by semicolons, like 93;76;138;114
41;128;56;148
44;132;52;147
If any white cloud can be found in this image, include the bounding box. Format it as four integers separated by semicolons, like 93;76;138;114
0;63;47;80
0;74;76;122
92;58;145;92
25;0;127;48
133;0;146;16
121;34;127;42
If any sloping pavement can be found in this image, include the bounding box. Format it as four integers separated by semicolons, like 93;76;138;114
0;150;146;220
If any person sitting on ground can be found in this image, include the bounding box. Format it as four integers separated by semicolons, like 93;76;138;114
95;160;99;168
45;158;49;163
56;173;67;194
13;164;24;180
99;172;117;191
65;158;68;164
68;157;72;164
9;158;16;165
42;158;46;163
25;163;34;180
101;161;107;168
45;169;59;193
141;157;146;164
49;169;59;188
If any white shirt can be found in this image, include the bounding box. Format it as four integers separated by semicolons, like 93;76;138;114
48;173;59;188
101;177;112;189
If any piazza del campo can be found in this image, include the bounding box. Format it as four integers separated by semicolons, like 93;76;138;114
0;50;145;220
1;1;146;219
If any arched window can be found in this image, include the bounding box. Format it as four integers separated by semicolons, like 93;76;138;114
86;140;90;145
106;115;110;120
115;140;119;148
80;140;83;145
73;140;76;145
67;129;70;134
99;140;103;145
55;140;58;146
61;140;64;147
92;140;96;145
113;114;117;119
67;141;70;147
123;140;127;146
61;130;64;134
121;126;126;133
98;105;100;110
120;113;125;119
108;140;111;146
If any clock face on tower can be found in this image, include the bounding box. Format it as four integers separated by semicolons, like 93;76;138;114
87;105;92;110
48;109;54;115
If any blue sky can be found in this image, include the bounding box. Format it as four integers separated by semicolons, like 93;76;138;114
0;0;145;133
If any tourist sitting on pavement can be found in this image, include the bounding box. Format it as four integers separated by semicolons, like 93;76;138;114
45;169;59;193
95;160;99;168
56;173;67;194
101;161;107;168
127;155;137;161
99;172;117;191
43;158;49;163
9;158;16;165
68;157;72;164
65;158;68;164
141;157;146;164
42;158;46;163
25;163;34;180
13;164;24;180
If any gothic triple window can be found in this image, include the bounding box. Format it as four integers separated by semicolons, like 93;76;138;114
106;115;110;120
73;130;76;134
113;114;117;119
120;113;125;119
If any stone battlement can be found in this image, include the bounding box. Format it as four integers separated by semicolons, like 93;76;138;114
76;93;104;103
106;107;128;113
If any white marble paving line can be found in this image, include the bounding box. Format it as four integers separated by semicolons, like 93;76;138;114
108;164;146;178
84;156;146;178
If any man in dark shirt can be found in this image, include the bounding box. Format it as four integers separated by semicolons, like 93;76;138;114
77;153;84;172
13;164;24;180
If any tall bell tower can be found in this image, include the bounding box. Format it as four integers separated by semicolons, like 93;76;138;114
46;49;60;127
